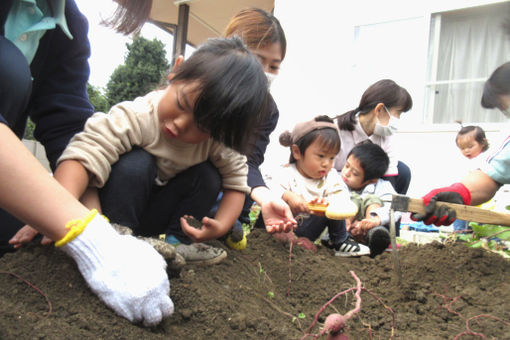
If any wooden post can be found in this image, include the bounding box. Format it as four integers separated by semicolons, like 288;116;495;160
171;3;189;66
390;208;402;285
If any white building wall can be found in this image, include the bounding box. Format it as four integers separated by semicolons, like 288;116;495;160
23;139;51;172
264;0;510;198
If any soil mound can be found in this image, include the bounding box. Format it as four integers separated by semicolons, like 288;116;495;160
1;229;509;339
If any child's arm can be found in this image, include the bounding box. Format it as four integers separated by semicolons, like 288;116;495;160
53;159;91;200
80;187;102;212
349;202;382;238
181;189;245;242
250;186;297;233
282;190;310;215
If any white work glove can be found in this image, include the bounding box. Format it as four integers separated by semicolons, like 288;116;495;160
57;211;174;326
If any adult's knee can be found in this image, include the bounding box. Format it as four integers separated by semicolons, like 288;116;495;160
0;37;32;134
109;148;156;184
396;161;411;194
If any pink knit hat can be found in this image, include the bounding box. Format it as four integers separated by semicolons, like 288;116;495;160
279;116;339;146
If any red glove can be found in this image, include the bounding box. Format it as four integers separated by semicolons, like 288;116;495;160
411;183;471;226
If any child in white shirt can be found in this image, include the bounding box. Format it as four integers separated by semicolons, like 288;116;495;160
271;115;370;257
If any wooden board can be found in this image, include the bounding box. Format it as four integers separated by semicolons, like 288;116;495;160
395;196;510;227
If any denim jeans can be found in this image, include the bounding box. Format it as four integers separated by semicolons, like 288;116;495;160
383;161;411;195
295;215;348;244
0;37;34;257
100;148;221;244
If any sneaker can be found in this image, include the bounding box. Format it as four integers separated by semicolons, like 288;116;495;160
225;222;247;250
334;237;370;257
367;226;391;258
175;243;227;265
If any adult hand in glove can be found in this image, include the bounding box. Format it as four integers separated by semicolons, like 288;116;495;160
411;183;472;226
57;210;174;326
112;224;185;274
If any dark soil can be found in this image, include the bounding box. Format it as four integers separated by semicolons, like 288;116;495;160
1;229;509;339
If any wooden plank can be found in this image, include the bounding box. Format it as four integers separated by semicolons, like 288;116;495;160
404;197;510;227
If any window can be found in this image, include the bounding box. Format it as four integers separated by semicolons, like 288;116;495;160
425;2;510;124
352;17;427;124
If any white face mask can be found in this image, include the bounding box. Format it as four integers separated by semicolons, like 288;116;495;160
500;107;510;119
373;106;400;137
265;72;277;89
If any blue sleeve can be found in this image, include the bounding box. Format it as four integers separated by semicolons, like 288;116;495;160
246;95;279;189
483;136;510;185
28;0;94;170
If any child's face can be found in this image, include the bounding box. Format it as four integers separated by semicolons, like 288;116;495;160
341;155;368;190
456;132;483;159
292;138;337;179
158;81;210;144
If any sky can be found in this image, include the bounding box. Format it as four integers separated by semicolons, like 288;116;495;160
74;0;178;89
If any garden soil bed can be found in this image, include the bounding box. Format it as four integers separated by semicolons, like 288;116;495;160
1;229;509;339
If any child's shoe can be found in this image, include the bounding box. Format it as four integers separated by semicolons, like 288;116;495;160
225;222;247;250
334;237;370;257
175;243;227;265
367;226;391;258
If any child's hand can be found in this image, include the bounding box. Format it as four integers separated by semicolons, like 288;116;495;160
348;217;380;238
260;199;297;234
9;224;52;248
180;215;223;242
283;191;309;215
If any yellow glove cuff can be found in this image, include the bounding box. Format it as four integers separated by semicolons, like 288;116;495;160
55;209;99;247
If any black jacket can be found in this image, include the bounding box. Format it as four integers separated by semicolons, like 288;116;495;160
1;0;94;170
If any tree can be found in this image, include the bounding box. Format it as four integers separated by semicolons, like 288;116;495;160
23;118;35;140
105;36;169;107
87;84;110;113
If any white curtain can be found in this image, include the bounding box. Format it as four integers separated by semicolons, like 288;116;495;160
432;2;510;124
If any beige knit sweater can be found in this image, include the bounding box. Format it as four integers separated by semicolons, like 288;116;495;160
58;90;249;193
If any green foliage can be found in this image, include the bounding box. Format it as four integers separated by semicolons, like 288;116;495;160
105;36;170;107
23;117;35;140
292;313;306;323
466;221;510;258
443;220;510;258
87;84;110;113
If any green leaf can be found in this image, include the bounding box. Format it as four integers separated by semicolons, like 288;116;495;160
470;223;510;240
298;313;306;319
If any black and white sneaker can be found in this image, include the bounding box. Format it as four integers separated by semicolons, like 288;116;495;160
334;237;370;257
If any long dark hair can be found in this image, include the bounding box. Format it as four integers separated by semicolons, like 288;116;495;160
170;36;269;154
481;61;510;109
103;0;153;35
336;79;413;131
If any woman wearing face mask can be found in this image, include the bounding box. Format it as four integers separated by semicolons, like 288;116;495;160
333;79;413;195
206;8;297;252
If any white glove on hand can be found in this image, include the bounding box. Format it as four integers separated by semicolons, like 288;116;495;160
58;213;174;326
